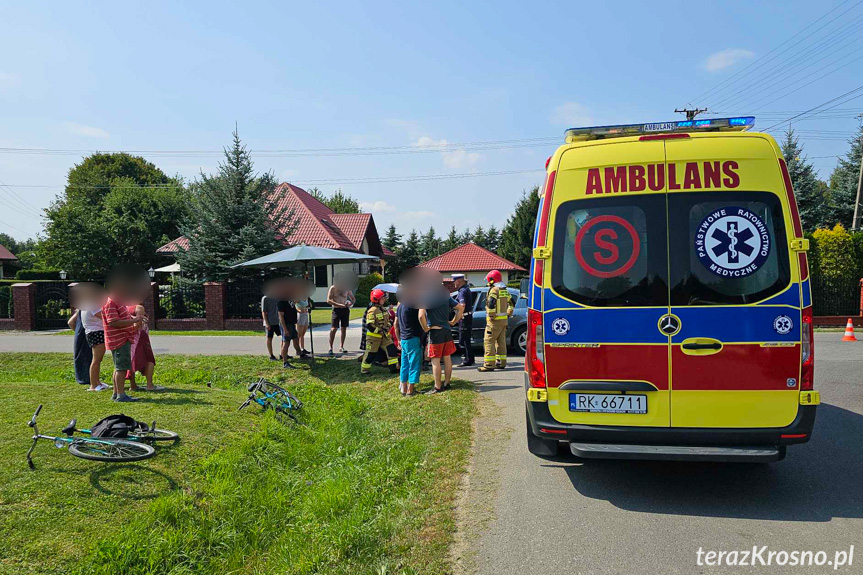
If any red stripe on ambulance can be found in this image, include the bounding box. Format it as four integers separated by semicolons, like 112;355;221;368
544;345;669;390
586;161;739;195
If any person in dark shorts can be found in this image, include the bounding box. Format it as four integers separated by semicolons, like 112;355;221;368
419;286;463;394
261;294;282;361
327;280;355;354
452;274;475;366
278;299;306;368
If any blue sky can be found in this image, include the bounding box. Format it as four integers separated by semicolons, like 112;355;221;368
1;0;862;241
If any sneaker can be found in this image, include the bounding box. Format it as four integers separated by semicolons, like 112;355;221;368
339;347;347;354
269;355;279;362
114;394;138;403
111;392;118;400
328;349;334;356
283;362;296;369
300;350;310;358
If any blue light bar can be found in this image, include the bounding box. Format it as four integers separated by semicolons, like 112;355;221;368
564;116;755;142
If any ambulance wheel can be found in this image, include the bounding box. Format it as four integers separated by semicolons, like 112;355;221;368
526;409;559;457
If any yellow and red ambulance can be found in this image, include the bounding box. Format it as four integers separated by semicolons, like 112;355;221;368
525;117;818;462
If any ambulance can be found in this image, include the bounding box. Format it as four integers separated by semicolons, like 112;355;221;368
525;117;818;462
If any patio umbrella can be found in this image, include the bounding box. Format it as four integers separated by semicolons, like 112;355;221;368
373;283;399;294
232;245;380;357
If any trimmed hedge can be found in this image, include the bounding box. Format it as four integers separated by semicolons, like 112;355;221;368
15;269;62;280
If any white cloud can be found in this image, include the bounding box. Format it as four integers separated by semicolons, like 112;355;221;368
403;210;436;219
0;72;20;93
702;48;754;72
551;102;593;127
413;136;482;169
359;200;397;213
63;121;110;139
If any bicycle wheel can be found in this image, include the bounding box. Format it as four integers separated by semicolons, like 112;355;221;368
129;428;179;442
271;389;303;410
68;438;156;462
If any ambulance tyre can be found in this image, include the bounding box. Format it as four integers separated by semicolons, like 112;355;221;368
526;409;560;457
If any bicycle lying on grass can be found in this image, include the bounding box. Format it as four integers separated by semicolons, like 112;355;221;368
66;417;179;443
26;405;156;468
239;378;303;423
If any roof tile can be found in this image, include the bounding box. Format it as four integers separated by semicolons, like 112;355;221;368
418;242;525;272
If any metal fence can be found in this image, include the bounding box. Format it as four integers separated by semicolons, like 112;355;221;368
226;279;264;319
0;285;13;318
35;282;71;329
158;283;205;319
811;275;861;316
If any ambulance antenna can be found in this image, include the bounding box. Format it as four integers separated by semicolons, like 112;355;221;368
674;108;708;120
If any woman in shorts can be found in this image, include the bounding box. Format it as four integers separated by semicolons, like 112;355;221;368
296;297;310;355
80;307;110;391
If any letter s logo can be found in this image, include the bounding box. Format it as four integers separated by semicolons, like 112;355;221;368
594;228;619;265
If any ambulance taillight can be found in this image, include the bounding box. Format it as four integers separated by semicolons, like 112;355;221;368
526;309;546;388
801;306;814;391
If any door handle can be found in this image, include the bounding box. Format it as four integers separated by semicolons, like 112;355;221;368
680;338;723;355
682;342;721;350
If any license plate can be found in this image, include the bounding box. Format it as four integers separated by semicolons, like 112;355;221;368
569;393;647;414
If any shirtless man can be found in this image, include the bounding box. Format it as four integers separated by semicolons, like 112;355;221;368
327;274;356;355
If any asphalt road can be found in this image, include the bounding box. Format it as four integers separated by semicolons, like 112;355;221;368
466;333;863;575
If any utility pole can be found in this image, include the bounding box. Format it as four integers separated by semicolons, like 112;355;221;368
853;113;863;231
675;108;708;120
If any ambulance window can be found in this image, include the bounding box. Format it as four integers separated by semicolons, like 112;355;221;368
668;192;790;305
551;196;669;307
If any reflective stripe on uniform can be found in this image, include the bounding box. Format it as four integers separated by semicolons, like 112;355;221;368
366;332;383;338
361;363;372;369
387;358;398;365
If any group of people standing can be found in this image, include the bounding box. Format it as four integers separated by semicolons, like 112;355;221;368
360;268;514;396
69;265;163;402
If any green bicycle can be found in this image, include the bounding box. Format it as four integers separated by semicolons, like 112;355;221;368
239;378;303;422
26;405;156;469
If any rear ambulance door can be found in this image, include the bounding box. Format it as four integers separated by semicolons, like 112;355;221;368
544;140;671;428
665;136;801;428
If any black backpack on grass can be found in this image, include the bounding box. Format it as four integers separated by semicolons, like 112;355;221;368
90;414;149;438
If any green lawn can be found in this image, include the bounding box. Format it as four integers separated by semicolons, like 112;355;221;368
50;308;364;336
0;353;474;575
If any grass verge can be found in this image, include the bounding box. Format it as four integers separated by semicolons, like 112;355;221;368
0;353;474;575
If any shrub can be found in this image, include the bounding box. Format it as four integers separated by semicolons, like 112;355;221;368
354;272;383;306
15;269;62;280
812;224;856;280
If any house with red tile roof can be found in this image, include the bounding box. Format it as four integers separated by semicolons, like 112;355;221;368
157;183;393;296
0;243;18;279
418;242;526;286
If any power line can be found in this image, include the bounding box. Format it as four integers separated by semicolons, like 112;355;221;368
761;83;863;131
689;0;861;105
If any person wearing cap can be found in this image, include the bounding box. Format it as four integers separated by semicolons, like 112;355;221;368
478;270;514;372
361;288;399;374
452;274;475;367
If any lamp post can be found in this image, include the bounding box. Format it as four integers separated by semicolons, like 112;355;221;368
59;270;67;280
148;267;155;279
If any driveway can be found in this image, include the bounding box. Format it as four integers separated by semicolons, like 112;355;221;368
458;333;863;574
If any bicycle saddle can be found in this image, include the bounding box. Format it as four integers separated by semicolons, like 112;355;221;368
62;419;77;436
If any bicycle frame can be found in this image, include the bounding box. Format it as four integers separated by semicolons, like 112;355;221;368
26;405;132;469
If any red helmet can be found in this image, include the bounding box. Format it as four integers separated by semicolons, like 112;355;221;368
485;270;502;284
370;288;386;303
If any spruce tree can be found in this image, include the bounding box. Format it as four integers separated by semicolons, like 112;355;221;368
441;226;461;253
485;225;501;252
781;129;830;232
420;226;441;261
399;230;422;270
499;186;541;269
471;224;487;248
382;224;402;251
177;130;295;280
828;125;863;229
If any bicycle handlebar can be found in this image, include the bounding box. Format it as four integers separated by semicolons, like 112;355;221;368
28;405;42;428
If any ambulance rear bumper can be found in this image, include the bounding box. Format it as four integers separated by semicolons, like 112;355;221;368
525;377;817;449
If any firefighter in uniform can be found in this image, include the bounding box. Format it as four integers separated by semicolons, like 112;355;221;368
478;270;514;372
361;288;399;374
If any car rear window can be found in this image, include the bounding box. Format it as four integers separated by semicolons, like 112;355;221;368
668;191;790;305
551;195;669;307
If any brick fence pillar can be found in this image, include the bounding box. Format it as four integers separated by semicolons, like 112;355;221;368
13;283;37;331
143;282;158;325
859;278;863;316
204;282;226;330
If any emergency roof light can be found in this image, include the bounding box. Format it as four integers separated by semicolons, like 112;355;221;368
564;116;755;142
